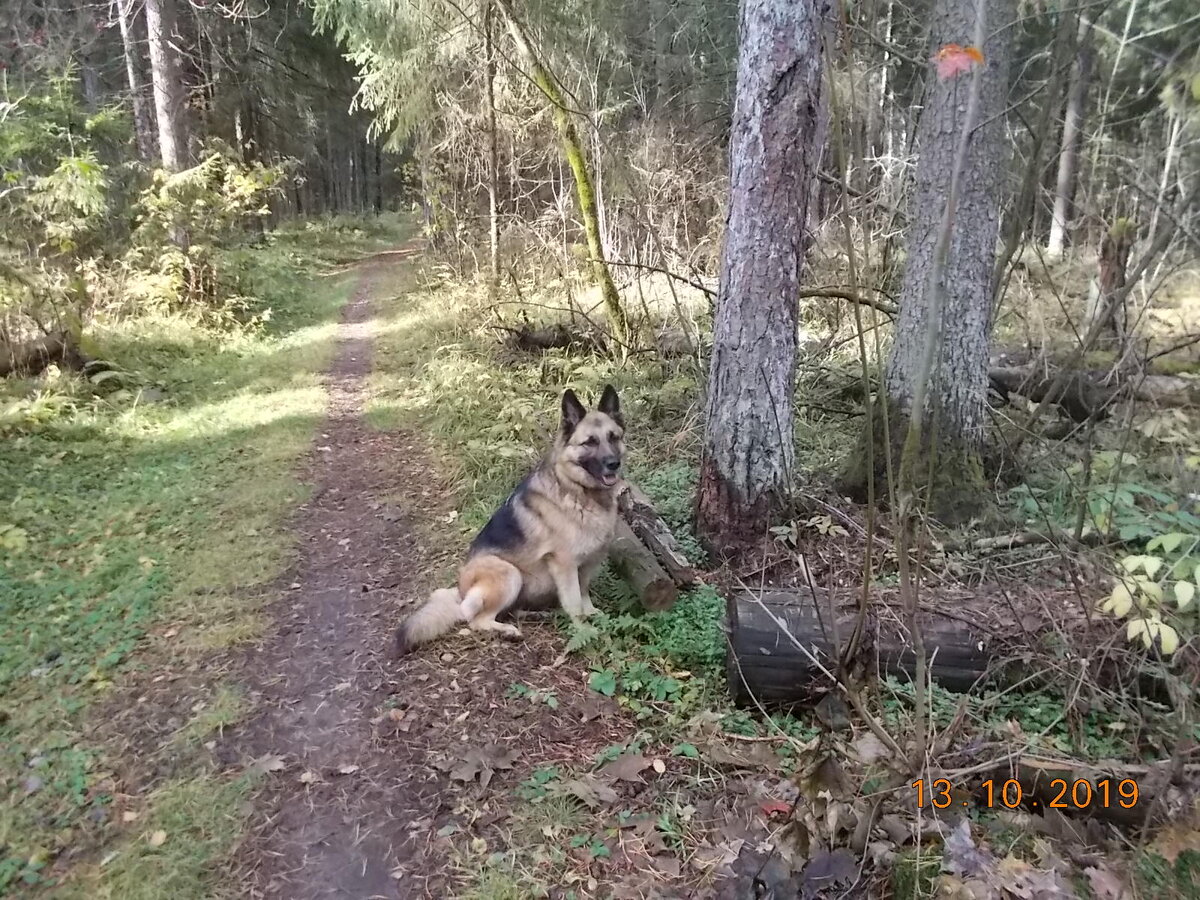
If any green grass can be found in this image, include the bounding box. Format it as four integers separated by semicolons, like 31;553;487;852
0;216;407;896
170;684;250;750
61;774;255;900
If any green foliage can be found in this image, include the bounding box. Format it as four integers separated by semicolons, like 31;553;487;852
629;462;708;566
516;766;561;801
1135;848;1200;899
882;678;1137;760
1008;449;1200;543
506;682;559;709
121;145;288;312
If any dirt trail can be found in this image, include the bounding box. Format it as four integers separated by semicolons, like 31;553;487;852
233;251;450;899
228;250;621;900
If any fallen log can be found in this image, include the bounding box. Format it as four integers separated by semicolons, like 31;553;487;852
0;330;89;378
617;482;698;588
608;519;677;611
495;323;607;354
989;364;1200;421
726;589;994;706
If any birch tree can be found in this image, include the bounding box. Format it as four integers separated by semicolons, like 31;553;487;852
144;0;190;171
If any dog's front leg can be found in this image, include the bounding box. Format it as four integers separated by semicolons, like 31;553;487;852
578;558;603;617
547;556;586;620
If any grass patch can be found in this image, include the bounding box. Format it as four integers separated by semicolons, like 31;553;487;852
62;774;254;900
0;217;407;896
170;684;250;749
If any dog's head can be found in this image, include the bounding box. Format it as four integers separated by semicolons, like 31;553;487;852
557;385;625;490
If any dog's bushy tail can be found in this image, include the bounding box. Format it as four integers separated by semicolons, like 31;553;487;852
391;588;463;656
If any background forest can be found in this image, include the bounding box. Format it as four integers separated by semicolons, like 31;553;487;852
2;0;1200;897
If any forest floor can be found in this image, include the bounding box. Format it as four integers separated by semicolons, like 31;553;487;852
216;246;642;899
5;222;1200;899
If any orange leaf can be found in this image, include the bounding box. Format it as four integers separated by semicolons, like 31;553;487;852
934;44;985;80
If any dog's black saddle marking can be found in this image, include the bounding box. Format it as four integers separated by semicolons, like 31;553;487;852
469;474;530;554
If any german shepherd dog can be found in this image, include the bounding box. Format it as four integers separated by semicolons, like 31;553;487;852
392;386;625;655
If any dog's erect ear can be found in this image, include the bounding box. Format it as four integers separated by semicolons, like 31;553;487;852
561;389;587;436
598;384;623;427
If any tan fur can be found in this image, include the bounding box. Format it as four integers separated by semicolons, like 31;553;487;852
392;387;624;656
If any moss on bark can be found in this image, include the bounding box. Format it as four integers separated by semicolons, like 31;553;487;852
839;399;991;526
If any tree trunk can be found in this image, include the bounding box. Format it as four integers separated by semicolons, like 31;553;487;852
493;0;629;345
484;0;501;294
374;144;384;213
695;0;827;550
116;0;158;163
842;0;1014;524
651;0;673;111
144;0;190;171
1046;19;1093;259
1089;218;1134;351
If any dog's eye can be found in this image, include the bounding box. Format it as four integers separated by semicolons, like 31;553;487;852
609;432;620;443
583;435;599;447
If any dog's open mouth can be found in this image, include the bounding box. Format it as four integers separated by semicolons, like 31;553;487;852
600;472;619;487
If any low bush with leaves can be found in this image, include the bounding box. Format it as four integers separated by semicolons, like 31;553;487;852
2;76;293;371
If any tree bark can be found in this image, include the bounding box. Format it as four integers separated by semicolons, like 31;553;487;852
484;0;501;294
1046;19;1093;258
374;144;384;213
493;0;629;345
116;0;159;163
842;0;1014;523
144;0;190;171
696;0;827;550
1089;218;1134;350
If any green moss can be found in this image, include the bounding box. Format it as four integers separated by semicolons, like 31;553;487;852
839;398;992;525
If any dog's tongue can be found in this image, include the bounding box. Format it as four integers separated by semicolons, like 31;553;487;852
601;473;618;486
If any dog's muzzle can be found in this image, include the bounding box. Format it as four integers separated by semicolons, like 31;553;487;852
600;456;620;486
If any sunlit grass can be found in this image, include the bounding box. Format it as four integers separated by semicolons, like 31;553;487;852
0;217;404;896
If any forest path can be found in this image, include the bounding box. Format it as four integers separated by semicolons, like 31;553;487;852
225;246;617;899
230;248;452;899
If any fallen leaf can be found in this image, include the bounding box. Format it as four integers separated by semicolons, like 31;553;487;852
1085;863;1130;900
299;771;319;784
599;752;650;783
651;854;681;878
703;740;779;771
760;799;792;818
652;758;666;774
851;731;888;765
447;744;517;789
802;849;857;897
556;776;619;809
336;764;360;775
942;818;992;878
248;754;287;776
148;830;167;847
122;810;140;823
